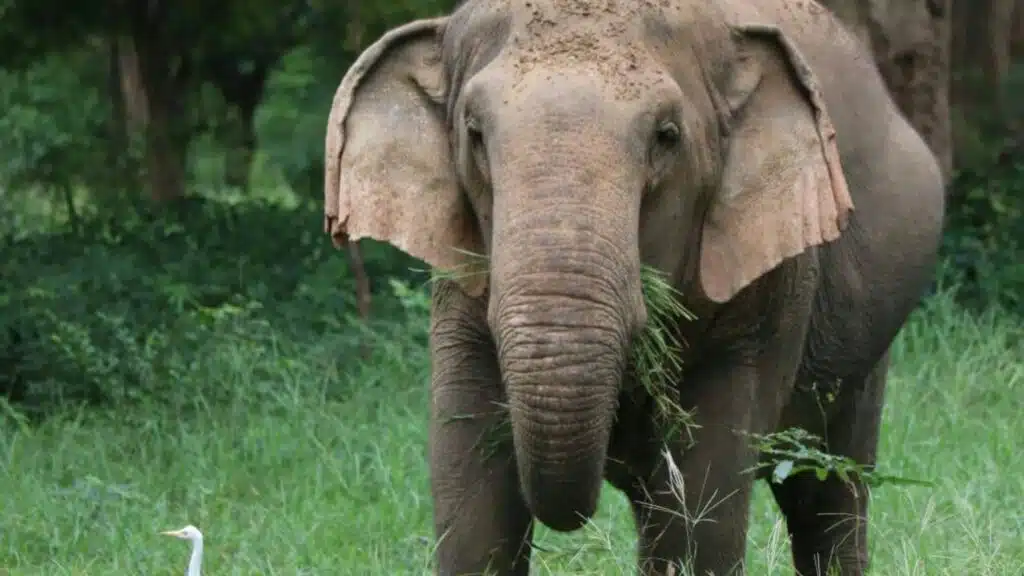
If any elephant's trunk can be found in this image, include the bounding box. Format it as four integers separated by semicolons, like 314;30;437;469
490;204;641;532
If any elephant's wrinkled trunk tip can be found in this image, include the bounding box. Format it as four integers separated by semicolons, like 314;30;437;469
520;456;605;531
490;212;639;532
500;326;625;532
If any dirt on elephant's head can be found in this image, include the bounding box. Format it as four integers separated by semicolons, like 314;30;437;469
497;0;687;99
442;0;728;102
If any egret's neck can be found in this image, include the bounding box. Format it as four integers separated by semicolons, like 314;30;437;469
187;538;203;576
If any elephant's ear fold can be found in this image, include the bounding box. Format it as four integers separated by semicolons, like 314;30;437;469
324;17;487;297
699;25;854;303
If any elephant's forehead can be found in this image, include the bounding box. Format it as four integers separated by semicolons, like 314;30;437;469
452;0;722;99
501;1;662;99
507;0;663;18
507;0;659;37
461;0;719;41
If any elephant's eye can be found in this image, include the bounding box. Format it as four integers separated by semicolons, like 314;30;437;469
647;118;682;185
655;120;681;148
463;113;490;183
465;114;484;148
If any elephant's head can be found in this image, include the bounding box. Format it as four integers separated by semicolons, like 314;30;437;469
324;0;853;531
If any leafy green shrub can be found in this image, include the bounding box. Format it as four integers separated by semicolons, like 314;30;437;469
938;62;1023;314
0;49;144;233
941;62;1023;314
941;152;1023;313
0;198;429;415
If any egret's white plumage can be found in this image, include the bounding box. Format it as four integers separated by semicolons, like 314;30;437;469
161;524;204;576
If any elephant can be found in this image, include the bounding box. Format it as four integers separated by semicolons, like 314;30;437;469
322;0;945;574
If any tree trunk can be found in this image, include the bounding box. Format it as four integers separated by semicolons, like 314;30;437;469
105;36;130;195
115;35;149;131
128;1;190;203
1013;0;1024;60
820;0;954;182
949;0;1020;167
952;0;1016;109
347;242;372;321
208;62;270;191
141;85;188;203
103;34;149;199
224;100;257;191
108;39;127;151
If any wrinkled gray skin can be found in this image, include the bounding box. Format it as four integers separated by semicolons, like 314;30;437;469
323;0;945;574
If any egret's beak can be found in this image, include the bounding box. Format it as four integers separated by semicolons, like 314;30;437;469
161;529;186;538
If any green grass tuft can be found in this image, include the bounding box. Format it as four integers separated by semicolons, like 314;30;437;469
630;265;698;444
419;248;491;285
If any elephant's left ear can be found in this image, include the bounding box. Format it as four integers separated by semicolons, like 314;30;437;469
699;24;854;303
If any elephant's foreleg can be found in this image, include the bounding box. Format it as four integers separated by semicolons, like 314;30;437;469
626;362;762;576
429;282;533;576
770;352;889;576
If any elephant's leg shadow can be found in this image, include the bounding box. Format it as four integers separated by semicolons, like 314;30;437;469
769;352;890;576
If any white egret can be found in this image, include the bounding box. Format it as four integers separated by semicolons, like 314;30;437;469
161;524;204;576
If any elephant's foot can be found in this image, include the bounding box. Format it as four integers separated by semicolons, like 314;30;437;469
769;471;870;576
767;425;874;576
610;359;771;575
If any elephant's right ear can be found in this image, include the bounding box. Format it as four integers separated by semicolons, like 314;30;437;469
324;17;487;297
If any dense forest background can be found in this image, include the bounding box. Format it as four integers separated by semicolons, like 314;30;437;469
1;0;1021;408
0;1;1021;573
0;0;1018;409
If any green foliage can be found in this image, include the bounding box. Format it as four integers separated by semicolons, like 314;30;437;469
744;427;933;489
0;197;427;413
0;0;105;68
256;44;338;197
258;0;457;198
0;0;466;415
0;0;305;69
940;63;1024;313
0;45;146;238
942;158;1023;312
0;50;119;201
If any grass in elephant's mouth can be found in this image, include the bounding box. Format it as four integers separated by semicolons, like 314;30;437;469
631;265;699;443
430;257;700;444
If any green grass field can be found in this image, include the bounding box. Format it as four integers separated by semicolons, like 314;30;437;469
1;287;1021;576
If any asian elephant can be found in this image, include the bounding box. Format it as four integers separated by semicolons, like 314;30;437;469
322;0;945;574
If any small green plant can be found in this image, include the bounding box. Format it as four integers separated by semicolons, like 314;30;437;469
744;427;933;489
